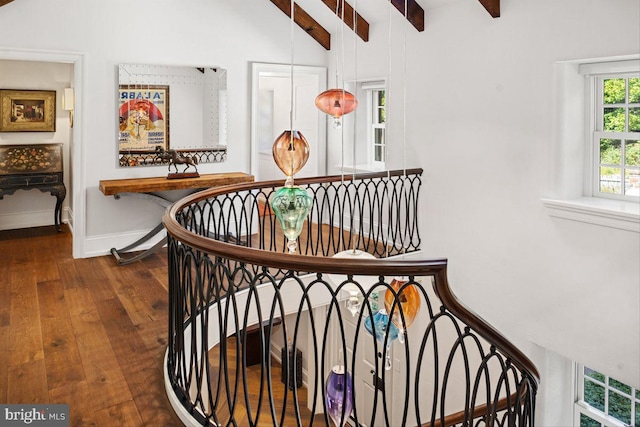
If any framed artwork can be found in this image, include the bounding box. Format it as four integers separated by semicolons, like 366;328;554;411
0;89;56;132
118;85;169;160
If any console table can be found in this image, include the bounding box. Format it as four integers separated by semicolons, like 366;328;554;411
99;172;254;265
0;144;66;231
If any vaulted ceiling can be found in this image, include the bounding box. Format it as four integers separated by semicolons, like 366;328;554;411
270;0;500;50
0;0;500;49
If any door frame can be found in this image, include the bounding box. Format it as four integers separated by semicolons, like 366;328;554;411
0;47;85;258
250;62;327;181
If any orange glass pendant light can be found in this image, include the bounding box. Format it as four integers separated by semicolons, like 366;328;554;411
384;277;421;343
315;89;358;128
272;130;310;187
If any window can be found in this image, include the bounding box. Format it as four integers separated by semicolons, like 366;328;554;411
340;80;387;172
593;74;640;200
575;365;640;427
542;57;640;232
370;87;386;168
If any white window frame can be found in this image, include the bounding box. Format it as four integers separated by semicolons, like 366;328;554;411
339;79;387;173
588;71;640;201
574;363;640;427
542;56;640;232
367;85;386;169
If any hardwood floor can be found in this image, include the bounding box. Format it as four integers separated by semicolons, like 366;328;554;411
0;225;182;426
0;225;327;427
208;337;325;426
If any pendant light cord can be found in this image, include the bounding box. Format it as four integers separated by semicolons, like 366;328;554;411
350;0;358;253
289;0;295;179
339;0;346;186
352;0;357;184
403;0;408;177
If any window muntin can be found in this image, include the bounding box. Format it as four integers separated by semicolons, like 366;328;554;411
594;75;640;200
576;365;640;427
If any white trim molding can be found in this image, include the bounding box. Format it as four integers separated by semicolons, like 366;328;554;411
542;197;640;232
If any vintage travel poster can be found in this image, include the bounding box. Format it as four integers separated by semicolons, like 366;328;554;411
118;85;169;152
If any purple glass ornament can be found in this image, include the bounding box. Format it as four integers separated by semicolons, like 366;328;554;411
325;365;353;427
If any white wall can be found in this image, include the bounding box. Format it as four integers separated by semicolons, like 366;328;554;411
325;0;640;425
0;0;328;255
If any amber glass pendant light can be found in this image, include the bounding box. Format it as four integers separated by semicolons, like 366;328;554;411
384;277;421;343
272;130;310;187
268;0;312;253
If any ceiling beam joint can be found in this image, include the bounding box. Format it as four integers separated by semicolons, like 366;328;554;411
478;0;500;18
390;0;425;32
269;0;332;50
321;0;369;42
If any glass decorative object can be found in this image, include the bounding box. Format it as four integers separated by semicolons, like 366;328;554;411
384;277;421;343
327;249;378;317
315;89;358;128
272;130;310;187
325;365;353;427
270;186;313;254
364;309;399;370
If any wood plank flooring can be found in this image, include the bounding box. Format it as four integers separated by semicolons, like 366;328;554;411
0;225;329;427
0;225;181;426
208;337;325;426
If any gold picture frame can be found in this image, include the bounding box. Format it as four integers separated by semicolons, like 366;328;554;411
0;89;56;132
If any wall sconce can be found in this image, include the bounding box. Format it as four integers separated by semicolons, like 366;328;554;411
62;87;74;128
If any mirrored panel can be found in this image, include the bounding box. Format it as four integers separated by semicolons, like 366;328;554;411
118;64;227;167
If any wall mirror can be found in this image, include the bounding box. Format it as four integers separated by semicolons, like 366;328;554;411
118;63;227;167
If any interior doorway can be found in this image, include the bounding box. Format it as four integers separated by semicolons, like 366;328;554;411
250;62;327;182
0;48;84;258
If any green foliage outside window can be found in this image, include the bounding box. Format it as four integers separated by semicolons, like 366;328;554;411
630;78;640;103
604;79;626;104
582;367;639;426
585;379;606;411
580;413;601;427
604;107;626;132
603;78;640;132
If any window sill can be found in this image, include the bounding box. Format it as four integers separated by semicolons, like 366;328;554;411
542;197;640;232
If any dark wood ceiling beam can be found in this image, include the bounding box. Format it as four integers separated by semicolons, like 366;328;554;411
269;0;331;50
321;0;369;42
478;0;500;17
390;0;424;32
0;0;15;6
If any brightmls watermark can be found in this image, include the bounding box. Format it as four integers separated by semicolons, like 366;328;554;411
1;405;69;426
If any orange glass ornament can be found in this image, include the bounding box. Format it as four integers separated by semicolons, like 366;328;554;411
384;278;421;333
315;89;358;128
272;130;310;186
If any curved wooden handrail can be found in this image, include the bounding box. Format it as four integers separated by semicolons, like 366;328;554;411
421;385;533;427
433;268;540;383
163;170;540;424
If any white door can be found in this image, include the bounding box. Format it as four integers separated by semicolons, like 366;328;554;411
340;293;392;427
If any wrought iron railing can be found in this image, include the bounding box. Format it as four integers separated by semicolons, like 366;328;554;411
162;169;539;427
